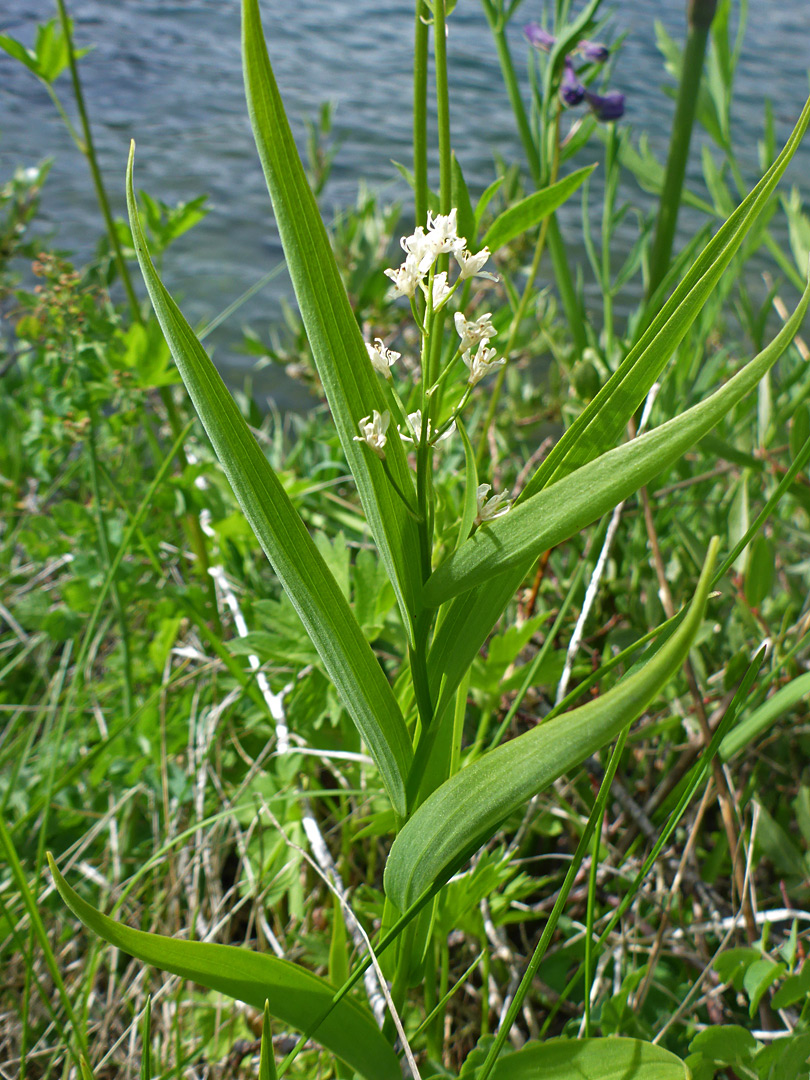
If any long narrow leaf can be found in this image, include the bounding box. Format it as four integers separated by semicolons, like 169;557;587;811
424;276;810;605
48;857;399;1080
522;94;810;499
241;0;422;640
385;539;715;910
481;164;596;252
126;146;412;815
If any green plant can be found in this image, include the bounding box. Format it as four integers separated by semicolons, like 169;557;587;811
35;0;810;1076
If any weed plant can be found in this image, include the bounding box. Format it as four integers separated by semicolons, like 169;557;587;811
3;1;810;1078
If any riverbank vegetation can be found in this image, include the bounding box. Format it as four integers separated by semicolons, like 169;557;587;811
3;0;810;1077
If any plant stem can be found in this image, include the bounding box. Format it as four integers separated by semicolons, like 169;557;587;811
433;0;452;214
481;1;585;353
476;727;630;1080
647;0;718;298
413;0;430;227
54;0;141;322
476;110;561;465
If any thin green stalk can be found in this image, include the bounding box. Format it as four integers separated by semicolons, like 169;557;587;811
583;801;605;1037
476;726;630;1080
54;0;140;321
482;0;542;185
540;643;766;1036
433;0;452;214
481;0;585;353
413;0;430;227
476;104;558;469
647;0;718;298
87;416;134;716
0;819;89;1067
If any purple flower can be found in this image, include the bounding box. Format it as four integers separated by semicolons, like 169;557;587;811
577;39;610;63
524;23;555;51
584;89;625;122
560;59;585;107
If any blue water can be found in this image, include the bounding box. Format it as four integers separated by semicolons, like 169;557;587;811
2;1;809;405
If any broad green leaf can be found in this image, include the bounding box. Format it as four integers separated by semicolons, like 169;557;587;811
720;670;810;760
523;94;810;499
48;856;399;1080
424;278;809;605
241;0;422;641
478;1037;688;1079
385;540;717;911
481;165;596;252
126;146;412;815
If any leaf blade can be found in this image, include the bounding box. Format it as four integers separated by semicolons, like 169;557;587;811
241;0;422;640
386;540;716;910
481;165;596;252
424;278;810;605
126;145;412;815
48;857;399;1080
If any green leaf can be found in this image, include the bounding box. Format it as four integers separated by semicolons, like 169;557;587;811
744;534;775;608
384;540;718;911
743;957;786;1017
451;153;477;251
689;1024;757;1066
720;671;810;760
126;145;412;815
772;960;810;1009
241;0;422;641
0;34;41;75
455;418;478;551
471;1037;688;1079
259;1003;278;1080
47;856;399;1080
423;278;810;606
523;94;810;498
481;165;596;252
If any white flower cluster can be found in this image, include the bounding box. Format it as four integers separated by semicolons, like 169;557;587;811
383;209;497;302
454;311;504;387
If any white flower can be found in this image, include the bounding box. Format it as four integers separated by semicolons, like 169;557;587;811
401;225;439;275
366;338;399;379
354;410;390;459
455;245;498;281
462;340;505;387
454;311;496;354
475;483;512;524
400;409;455;444
424;270;452;309
426;208;465;255
384;253;423;299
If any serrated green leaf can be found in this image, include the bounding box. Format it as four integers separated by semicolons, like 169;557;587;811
126;145;412;815
385;540;717;911
423;280;809;606
478;1037;689;1080
481;165;595;252
241;0;422;642
48;856;398;1080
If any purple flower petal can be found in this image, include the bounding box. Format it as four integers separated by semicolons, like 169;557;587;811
578;39;610;63
560;58;585;107
584;89;625;122
524;22;555;51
